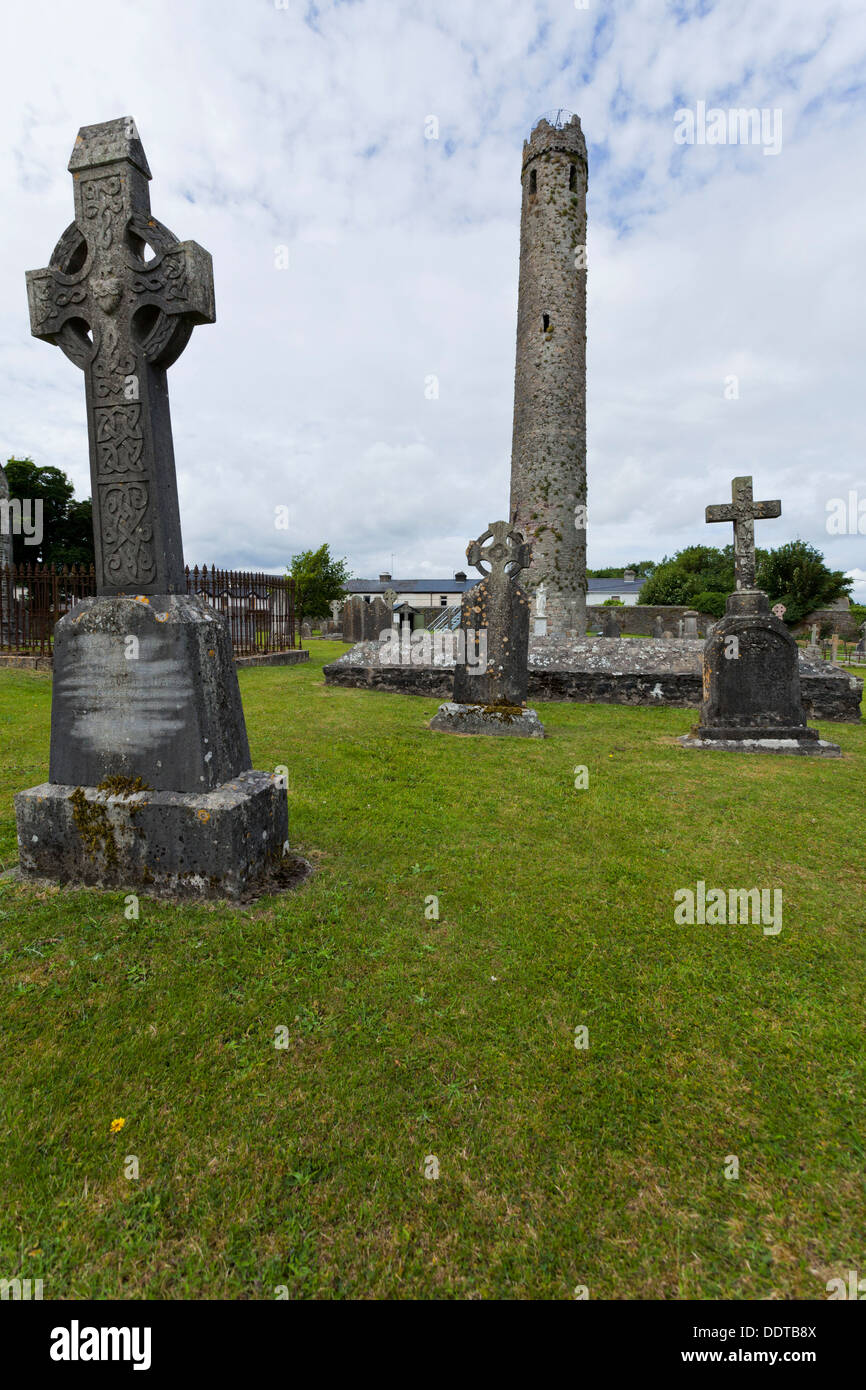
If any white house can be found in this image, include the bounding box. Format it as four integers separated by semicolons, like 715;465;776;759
346;570;645;615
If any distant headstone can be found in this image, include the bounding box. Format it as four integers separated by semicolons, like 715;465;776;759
830;634;840;665
430;521;543;737
677;618;684;639
856;622;866;662
0;463;12;575
329;599;342;627
652;615;665;639
683;610;699;638
680;476;839;756
342;596;363;643
300;621;312;639
804;621;821;660
364;595;391;640
602;609;620;638
15;118;291;893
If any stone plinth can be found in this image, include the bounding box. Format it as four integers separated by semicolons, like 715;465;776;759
15;771;289;899
429;702;544;738
680;589;841;756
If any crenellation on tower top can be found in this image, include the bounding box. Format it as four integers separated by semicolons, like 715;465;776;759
522;113;587;175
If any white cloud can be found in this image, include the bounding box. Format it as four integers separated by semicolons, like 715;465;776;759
1;0;865;587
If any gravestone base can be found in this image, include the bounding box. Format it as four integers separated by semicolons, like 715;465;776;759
14;770;290;899
678;731;840;757
429;701;544;739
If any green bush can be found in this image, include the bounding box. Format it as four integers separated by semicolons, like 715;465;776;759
691;591;727;619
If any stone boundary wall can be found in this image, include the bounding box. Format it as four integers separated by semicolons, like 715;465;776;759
586;605;714;636
323;659;862;723
793;609;862;640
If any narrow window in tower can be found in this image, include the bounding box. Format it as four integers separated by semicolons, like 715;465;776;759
542;313;550;332
569;163;577;191
529;168;537;195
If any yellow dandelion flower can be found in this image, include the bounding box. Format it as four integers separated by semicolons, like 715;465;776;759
110;1118;126;1134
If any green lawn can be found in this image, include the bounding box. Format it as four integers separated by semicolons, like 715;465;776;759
0;641;863;1299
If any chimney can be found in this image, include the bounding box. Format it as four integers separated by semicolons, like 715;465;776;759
623;569;635;583
454;570;467;581
379;572;391;582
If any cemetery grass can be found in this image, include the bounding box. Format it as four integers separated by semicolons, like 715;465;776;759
0;644;863;1301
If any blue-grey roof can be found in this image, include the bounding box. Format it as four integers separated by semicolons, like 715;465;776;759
347;579;476;594
348;576;644;596
587;578;643;595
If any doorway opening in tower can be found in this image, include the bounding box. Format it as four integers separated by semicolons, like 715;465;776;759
542;313;550;331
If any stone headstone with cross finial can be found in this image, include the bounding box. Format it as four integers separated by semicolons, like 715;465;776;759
430;520;543;737
14;118;292;894
804;621;822;660
679;475;840;756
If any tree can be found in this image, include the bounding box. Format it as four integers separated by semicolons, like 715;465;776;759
289;544;351;622
756;540;851;624
638;537;849;623
3;457;95;567
638;545;734;605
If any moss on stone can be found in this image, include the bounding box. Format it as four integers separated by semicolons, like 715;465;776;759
68;787;118;866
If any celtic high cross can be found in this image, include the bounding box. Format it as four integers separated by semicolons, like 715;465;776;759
705;476;781;591
26;118;215;595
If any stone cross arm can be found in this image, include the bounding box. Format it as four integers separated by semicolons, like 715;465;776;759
26;229;214;372
706;475;781;590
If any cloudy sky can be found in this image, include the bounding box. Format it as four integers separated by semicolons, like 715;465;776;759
2;0;864;596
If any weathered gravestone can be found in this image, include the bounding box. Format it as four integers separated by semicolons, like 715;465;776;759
602;608;621;638
300;621;312;639
341;596;360;643
680;475;840;756
683;610;699;638
855;623;866;662
15;118;290;893
0;464;13;646
804;622;822;660
430;520;543;737
0;463;12;575
652;615;665;639
365;596;390;641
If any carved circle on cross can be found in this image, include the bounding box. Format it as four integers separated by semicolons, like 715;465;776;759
466;521;531;581
46;213;194;372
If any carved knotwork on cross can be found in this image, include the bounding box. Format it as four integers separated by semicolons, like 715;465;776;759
26;117;215;595
705;476;781;591
466;521;531;582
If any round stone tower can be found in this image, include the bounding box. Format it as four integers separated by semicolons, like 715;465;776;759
509;112;588;635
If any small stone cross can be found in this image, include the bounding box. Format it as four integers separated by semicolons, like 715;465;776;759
705;476;781;590
26;118;215;596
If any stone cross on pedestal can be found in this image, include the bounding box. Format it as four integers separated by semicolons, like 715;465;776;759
705;476;781;590
680;475;839;757
15;119;291;897
26;118;215;596
430;520;543;737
